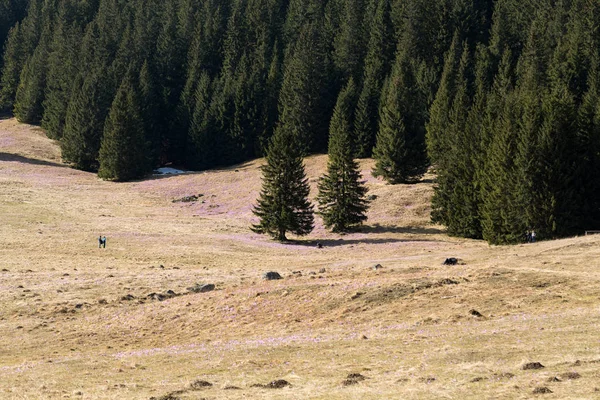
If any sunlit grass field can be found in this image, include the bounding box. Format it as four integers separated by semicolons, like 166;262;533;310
1;118;599;399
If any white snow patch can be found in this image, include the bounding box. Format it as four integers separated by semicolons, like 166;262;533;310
153;167;187;175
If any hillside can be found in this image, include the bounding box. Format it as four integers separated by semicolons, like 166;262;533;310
3;0;599;244
1;118;600;399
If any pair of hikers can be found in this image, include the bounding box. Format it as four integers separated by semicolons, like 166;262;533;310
526;230;536;243
98;235;107;248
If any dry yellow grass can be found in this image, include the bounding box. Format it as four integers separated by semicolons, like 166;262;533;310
1;118;600;399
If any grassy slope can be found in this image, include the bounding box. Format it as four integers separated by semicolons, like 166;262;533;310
1;118;599;399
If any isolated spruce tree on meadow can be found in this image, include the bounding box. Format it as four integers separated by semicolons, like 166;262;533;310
252;126;314;241
317;78;369;232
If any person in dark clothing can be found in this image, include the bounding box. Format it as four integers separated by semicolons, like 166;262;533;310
98;235;103;248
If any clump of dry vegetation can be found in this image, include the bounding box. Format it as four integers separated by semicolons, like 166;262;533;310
1;119;600;399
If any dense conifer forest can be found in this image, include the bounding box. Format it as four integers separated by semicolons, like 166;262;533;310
1;0;599;243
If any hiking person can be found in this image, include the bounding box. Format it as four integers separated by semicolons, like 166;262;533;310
102;236;107;248
98;235;103;248
531;230;536;243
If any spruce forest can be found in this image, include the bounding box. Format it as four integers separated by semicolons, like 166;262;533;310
1;0;599;244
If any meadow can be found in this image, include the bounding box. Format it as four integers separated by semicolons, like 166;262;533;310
1;118;599;399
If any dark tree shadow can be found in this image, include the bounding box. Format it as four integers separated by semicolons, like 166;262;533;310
361;224;444;235
0;112;12;120
209;160;256;172
0;152;67;168
144;160;258;181
286;235;451;247
285;238;407;247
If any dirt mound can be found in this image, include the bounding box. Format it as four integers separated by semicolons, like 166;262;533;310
532;386;552;394
190;380;213;389
523;362;545;370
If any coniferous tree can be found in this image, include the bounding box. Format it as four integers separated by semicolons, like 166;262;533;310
186;71;216;169
42;9;82;139
277;18;332;154
373;49;428;184
0;23;25;110
511;52;544;239
13;34;49;124
176;13;208;150
479;92;523;244
318;78;369;232
353;0;394;157
0;0;44;110
478;49;524;244
252;125;314;241
426;34;460;167
258;42;282;154
332;0;366;83
61;72;108;171
534;79;578;239
154;0;186;164
98;72;151;181
138;60;161;166
0;0;28;82
575;59;600;229
431;44;480;238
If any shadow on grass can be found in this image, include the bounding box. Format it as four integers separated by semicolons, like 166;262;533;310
361;224;444;235
0;152;66;168
144;160;259;181
276;224;447;248
286;238;406;247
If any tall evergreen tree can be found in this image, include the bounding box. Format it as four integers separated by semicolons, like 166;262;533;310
479;92;523;244
0;22;24;110
252;125;314;241
138;59;161;166
42;8;82;139
258;41;282;154
277;16;332;154
575;59;600;229
13;34;49;124
186;71;217;169
0;0;44;110
373;49;428;184
98;72;151;181
154;0;186;163
431;44;480;238
61;71;108;171
332;0;366;83
0;0;28;82
426;34;460;167
478;48;524;244
353;0;394;158
317;78;369;232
